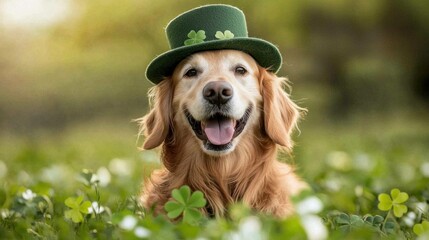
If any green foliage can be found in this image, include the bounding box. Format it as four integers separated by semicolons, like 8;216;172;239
2;0;429;132
328;212;396;237
413;221;429;236
0;96;428;239
378;188;409;217
164;185;207;224
334;213;366;232
64;196;91;223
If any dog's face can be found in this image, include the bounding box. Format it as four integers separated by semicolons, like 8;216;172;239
141;50;301;157
171;50;262;155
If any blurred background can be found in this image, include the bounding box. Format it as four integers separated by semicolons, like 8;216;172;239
0;0;428;194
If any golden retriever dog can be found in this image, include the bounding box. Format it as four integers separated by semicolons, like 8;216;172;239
138;50;306;218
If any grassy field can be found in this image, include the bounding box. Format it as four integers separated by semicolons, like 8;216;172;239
1;114;428;239
1;0;428;238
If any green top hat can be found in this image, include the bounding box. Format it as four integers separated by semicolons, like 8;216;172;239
146;4;282;84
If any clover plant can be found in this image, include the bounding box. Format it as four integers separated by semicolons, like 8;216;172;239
164;185;207;224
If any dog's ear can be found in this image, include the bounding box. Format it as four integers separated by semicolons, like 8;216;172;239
139;78;173;149
260;68;304;150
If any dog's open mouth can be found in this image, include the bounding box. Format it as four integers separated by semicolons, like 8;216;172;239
185;106;252;151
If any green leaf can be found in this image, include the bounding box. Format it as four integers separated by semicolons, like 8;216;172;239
390;188;400;198
335;213;350;225
65;196;82;209
172;186;191;205
79;200;91;214
378;189;409;216
188;191;206;208
378;202;392;211
64;196;90;222
377;193;392;211
373;215;384;225
183;208;202;224
350;215;364;226
389;188;408;204
164;185;208;223
364;215;374;224
414;224;425;236
413;221;429;236
393;204;407;218
165;201;184;219
384;219;396;234
65;209;83;223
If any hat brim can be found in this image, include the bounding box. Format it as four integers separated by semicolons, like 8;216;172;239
145;37;282;84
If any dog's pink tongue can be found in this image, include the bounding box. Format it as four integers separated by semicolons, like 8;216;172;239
204;118;235;145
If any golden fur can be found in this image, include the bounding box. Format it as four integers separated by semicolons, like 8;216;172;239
138;50;306;218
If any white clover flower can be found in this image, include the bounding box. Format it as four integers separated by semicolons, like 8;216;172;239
296;196;324;215
296;196;327;240
397;163;415;183
300;215;328;240
403;212;417;227
22;189;36;201
134;226;151;238
1;209;12;219
119;215;138;230
90;174;99;185
415;202;429;213
227;216;265;240
109;158;132;176
323;178;342;192
420;162;429;177
88;202;105;214
326;151;352;171
40;164;73;186
96;167;111;187
239;216;264;240
353;153;375;171
18;171;31;185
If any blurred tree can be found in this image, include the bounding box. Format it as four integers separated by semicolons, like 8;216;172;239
0;0;428;132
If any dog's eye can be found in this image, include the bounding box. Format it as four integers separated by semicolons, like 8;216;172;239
235;66;247;75
184;68;198;78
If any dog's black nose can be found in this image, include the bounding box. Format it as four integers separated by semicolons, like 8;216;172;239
203;81;233;105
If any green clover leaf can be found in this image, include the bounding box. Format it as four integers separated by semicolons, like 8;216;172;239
363;214;384;228
64;196;91;223
184;30;206;46
164;201;184;219
164;185;207;224
413;221;429;236
335;213;365;233
215;30;234;40
377;188;408;217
